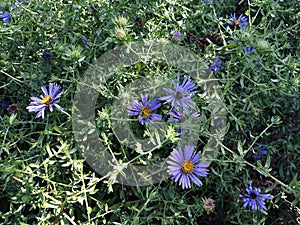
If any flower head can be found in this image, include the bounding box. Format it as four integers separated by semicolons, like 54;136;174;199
209;56;222;71
128;94;162;125
115;28;126;39
228;13;248;29
203;197;216;213
26;83;64;119
168;109;199;123
167;108;200;134
167;145;209;189
253;144;268;162
240;183;271;211
0;11;11;24
245;46;255;53
172;31;182;40
161;75;197;113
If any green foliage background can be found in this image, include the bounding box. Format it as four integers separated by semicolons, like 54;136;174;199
0;0;299;224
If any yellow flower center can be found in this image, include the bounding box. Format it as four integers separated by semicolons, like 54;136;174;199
234;19;239;25
40;95;52;104
142;107;151;117
181;160;194;174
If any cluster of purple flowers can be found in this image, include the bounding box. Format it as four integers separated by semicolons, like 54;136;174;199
127;74;199;127
128;75;210;189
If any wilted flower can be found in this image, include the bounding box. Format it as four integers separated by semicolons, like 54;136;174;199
161;75;197;113
128;94;162;125
133;16;144;27
228;13;248;29
203;198;216;213
209;56;222;71
7;103;18;115
0;11;11;24
26;83;64;119
167;145;209;189
240;183;271;211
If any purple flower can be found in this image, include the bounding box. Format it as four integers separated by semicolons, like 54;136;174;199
245;46;255;53
228;13;248;29
26;83;64;119
82;36;88;45
240;183;271;211
0;11;11;24
161;75;197;113
128;94;162;125
167;145;209;189
172;31;182;40
253;144;268;162
167;108;200;134
209;56;221;71
167;108;199;123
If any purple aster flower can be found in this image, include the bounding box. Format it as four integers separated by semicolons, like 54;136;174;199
167;108;199;123
167;108;199;133
240;183;271;211
167;145;209;189
209;56;222;71
0;11;11;24
26;83;64;119
172;31;182;40
228;13;248;29
128;94;162;125
161;75;197;112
